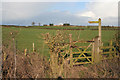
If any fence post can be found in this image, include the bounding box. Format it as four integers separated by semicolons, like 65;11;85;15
93;36;100;63
109;40;113;58
92;39;95;64
33;42;35;53
24;48;27;56
69;34;73;67
13;38;16;79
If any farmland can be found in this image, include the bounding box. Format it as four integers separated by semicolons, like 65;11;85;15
2;26;118;57
2;26;120;78
2;1;120;78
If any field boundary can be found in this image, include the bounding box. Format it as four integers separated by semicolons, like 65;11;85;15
2;25;120;30
45;34;120;66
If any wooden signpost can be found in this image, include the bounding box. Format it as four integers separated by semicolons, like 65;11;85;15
89;18;102;63
88;18;102;45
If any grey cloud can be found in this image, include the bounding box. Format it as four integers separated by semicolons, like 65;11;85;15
2;11;118;26
2;2;54;21
102;17;118;26
2;2;118;26
3;11;91;26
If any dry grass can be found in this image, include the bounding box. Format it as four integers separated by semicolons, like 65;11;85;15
2;45;50;78
2;45;120;78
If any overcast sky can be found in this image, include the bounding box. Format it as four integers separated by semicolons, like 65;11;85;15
1;0;119;26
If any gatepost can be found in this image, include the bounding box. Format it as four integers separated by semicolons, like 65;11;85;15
92;36;100;63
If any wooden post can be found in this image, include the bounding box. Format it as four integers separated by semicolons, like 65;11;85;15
109;40;113;58
92;40;95;64
69;34;73;67
3;52;6;61
98;18;102;45
93;36;100;63
24;48;27;56
13;38;16;79
33;42;35;52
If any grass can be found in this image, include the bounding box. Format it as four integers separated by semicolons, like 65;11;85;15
2;26;117;57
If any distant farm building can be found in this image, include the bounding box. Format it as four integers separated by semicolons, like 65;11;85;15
43;24;48;26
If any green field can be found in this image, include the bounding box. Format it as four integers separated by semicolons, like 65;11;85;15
2;26;117;57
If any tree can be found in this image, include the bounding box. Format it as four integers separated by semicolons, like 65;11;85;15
63;23;70;26
32;22;35;26
49;23;54;26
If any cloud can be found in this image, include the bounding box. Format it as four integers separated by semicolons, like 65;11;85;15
77;11;96;18
102;17;118;26
2;1;119;26
2;2;54;21
87;2;118;18
1;0;119;2
92;0;119;2
1;0;85;2
76;2;118;18
2;10;91;26
75;1;118;26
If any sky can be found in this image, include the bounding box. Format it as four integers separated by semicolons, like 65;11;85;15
0;0;119;26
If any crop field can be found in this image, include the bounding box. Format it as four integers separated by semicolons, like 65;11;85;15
2;26;118;57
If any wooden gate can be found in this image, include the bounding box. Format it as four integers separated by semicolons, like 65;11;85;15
69;35;101;66
70;40;94;65
69;35;120;66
